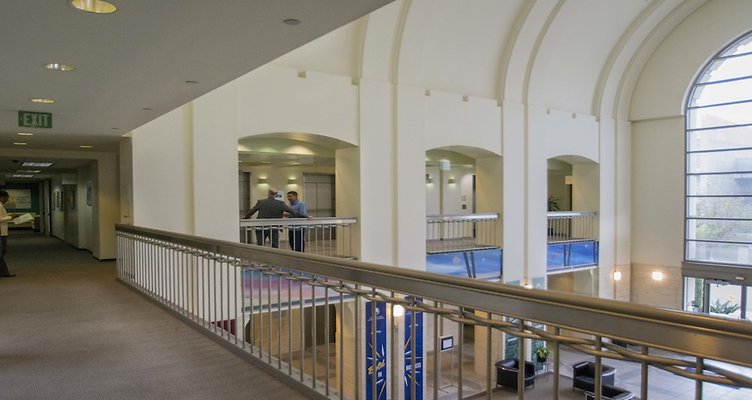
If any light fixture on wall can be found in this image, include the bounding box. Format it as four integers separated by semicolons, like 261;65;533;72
652;271;663;281
613;271;622;281
258;177;268;184
425;174;433;184
447;177;456;184
392;304;405;318
287;178;297;185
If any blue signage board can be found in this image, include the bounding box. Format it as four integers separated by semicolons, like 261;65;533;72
404;298;423;400
366;301;387;400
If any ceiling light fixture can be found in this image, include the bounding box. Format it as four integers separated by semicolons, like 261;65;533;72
44;63;76;71
142;107;152;111
70;0;117;14
17;170;42;174
79;145;93;149
185;80;199;85
17;132;34;136
12;174;34;178
283;18;301;25
22;162;54;168
13;142;28;146
30;98;56;104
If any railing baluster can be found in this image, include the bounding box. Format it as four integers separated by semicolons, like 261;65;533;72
288;273;292;375
299;275;305;382
696;357;704;400
267;273;272;364
312;279;318;389
458;307;464;400
275;268;281;368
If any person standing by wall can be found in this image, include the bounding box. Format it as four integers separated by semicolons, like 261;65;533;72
0;191;15;278
285;191;308;252
244;188;304;248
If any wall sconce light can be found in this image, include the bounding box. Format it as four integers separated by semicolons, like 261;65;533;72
447;178;456;184
425;174;433;184
258;177;268;184
393;304;405;318
287;178;297;185
652;271;663;281
613;271;622;281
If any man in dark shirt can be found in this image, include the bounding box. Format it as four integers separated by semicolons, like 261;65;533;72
244;188;305;248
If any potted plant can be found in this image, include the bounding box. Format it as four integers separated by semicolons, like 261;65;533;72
547;196;560;212
534;345;550;363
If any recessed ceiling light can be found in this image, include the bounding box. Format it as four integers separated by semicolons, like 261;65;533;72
79;145;93;149
22;162;54;168
12;174;34;178
30;98;55;104
17;132;34;136
17;170;42;174
70;0;117;14
44;63;76;71
13;142;28;146
283;18;301;25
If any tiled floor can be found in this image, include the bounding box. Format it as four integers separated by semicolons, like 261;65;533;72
432;345;751;399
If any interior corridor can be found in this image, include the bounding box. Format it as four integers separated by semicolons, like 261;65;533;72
0;231;307;400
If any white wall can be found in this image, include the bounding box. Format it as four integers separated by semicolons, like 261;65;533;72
236;66;359;145
132;105;194;234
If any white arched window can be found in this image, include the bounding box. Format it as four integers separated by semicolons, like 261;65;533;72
686;32;752;267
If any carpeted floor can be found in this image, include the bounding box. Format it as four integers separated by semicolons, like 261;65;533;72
0;231;307;400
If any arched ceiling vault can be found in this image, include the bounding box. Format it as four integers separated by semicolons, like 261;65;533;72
273;0;712;120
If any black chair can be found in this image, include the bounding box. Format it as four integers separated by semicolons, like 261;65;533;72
572;361;616;392
585;384;635;400
495;358;535;390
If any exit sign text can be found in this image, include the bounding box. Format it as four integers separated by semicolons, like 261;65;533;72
18;111;52;129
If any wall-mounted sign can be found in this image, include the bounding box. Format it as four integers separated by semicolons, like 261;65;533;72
18;111;52;129
440;335;454;351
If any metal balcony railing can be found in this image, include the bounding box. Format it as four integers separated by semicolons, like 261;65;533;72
426;213;500;254
547;211;598;244
547;211;599;271
240;217;357;259
116;225;752;400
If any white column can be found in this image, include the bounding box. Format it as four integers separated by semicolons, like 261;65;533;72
502;101;526;284
358;79;397;265
395;85;427;270
193;83;240;242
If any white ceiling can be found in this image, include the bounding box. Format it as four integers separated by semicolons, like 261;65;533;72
0;0;392;162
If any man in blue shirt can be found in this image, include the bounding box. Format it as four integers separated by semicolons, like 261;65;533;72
285;191;308;252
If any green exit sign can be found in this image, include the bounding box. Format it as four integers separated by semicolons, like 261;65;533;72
18;111;52;129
